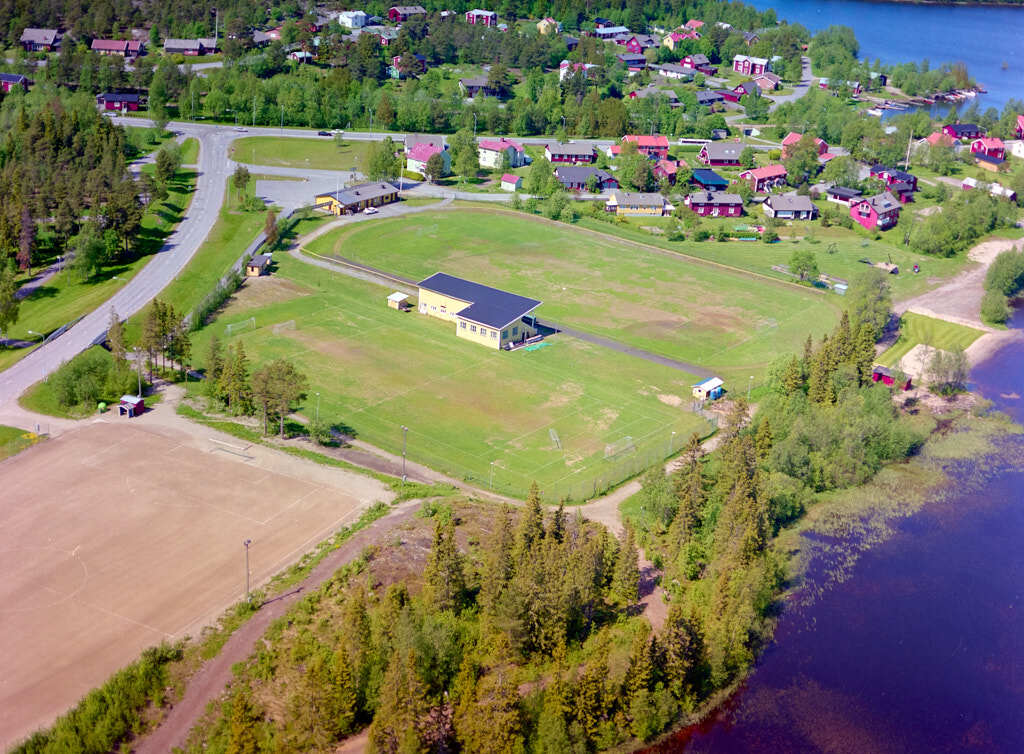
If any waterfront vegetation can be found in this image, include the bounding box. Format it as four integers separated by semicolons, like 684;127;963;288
878;313;985;366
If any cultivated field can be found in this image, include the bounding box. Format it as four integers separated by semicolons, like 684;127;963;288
306;209;844;380
192;259;711;500
0;418;386;747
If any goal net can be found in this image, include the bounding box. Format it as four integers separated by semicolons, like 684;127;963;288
225;317;256;336
604;436;636;460
549;428;562;450
272;319;296;335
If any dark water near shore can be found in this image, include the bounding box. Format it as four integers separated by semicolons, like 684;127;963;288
650;309;1024;752
749;0;1024;112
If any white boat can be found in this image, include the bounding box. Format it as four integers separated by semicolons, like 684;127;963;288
867;108;883;117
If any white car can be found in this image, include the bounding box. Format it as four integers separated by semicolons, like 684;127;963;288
363;206;378;215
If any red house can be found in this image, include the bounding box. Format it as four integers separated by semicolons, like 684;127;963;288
698;142;743;167
96;92;141;111
91;39;144;58
685;191;743;217
732;55;769;76
781;132;828;159
388;5;427;23
681;54;716;75
624;34;658;54
0;73;29;93
869;165;918;192
553;166;618;191
621;134;669;159
872;365;911;390
654;158;684;184
1016;115;1024;140
545;142;596;164
850;192;901;231
721;80;758;102
738;164;787;193
942;123;984;140
684;19;704;30
465;9;498;26
971;137;1005;160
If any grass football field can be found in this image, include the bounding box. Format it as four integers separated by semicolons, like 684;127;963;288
192;255;711;501
306;209;845;383
230;136;373;172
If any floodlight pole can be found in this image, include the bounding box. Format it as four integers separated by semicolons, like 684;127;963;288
489;460;495;490
401;425;408;482
133;346;142;397
669;430;675;456
315;392;320;423
748;375;754;402
243;538;252;601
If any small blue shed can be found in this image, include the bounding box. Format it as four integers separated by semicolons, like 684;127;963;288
692;377;724;401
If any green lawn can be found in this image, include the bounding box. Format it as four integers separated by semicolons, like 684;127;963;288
180;137;199;164
0;169;198;373
230;136;373;172
305;209;844;383
877;312;985;366
188;254;711;501
0;425;42;461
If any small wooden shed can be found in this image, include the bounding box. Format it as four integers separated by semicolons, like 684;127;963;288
387;291;411;310
246;254;271;277
692;376;724;401
872;365;912;390
119;394;145;417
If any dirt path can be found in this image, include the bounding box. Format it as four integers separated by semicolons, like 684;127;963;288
132;499;423;754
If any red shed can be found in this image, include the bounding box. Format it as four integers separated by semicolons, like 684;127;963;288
872;365;911;390
119;394;145;417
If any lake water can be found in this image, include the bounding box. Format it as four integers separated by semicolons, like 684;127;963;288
749;0;1024;112
650;307;1024;752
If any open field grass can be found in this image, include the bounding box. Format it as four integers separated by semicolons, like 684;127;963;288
179;137;199;164
0;425;41;461
190;255;711;500
877;312;985;366
230;136;373;172
573;215;968;301
0;169;197;373
305;209;844;383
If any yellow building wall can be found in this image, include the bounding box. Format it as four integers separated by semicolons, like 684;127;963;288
418;289;470;322
616;205;663;215
455;319;502;349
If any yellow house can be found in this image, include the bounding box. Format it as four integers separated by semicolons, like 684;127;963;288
537;17;561;35
314;182;399;215
417;272;541;350
605;190;673;216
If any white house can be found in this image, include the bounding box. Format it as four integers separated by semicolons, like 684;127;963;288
500;173;522;191
478;138;527;169
339;11;368;28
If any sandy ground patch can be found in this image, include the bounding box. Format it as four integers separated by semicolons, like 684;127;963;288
224;275;314;312
657;393;683;407
0;415;387;747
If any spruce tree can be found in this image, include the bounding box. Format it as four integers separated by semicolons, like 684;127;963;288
424;517;466;613
662;604;701;703
479;506;515;617
781;355;803;395
547;501;566;543
226;687;262;754
515;482;545;562
853;322;877;385
368;651;430;754
204;334;225;398
453;669;525;754
107;308;126;365
573;645;609;745
669;434;705;551
754;418;773;461
611;527;640;604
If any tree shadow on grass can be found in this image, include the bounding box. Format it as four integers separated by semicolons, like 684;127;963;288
22;284;59;301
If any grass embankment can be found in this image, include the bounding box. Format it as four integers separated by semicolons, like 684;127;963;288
877;312;985;366
186;253;710;501
230;136;373;172
0;425;42;461
0;168;198;374
179;137;200;164
305;209;844;383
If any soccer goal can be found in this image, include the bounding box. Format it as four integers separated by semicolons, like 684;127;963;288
225;317;256;336
549;428;562;450
272;319;296;335
604;436;636;460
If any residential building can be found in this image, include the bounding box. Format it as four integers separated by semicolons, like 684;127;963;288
405;134;445;154
246;254;271;277
164;38;207;55
962;177;1016;202
921;131;955;148
685;191;743;217
96;92;141;111
605;191;672;216
654;159;683;184
738;164;787;193
478;138;526;169
1016;114;1024;140
624;34;658;54
289;50;314;63
629;84;679;104
315;182;400;214
1011;140;1024;160
825;186;863;206
695;90;724;108
407;142;451;176
553;166;617;191
546;142;596;164
872;365;912;390
0;73;30;93
689;168;729;190
388;6;427;23
662;31;699;51
974;152;1006;172
617;53;647;70
465;9;498;26
722;80;758;102
850;191;901;230
500;174;522;191
681;54;716;74
698;142;744;167
593;17;614;29
763;193;819;220
20;28;60;52
889;182;915;203
781;131;828;159
869;165;918;192
733;54;769;76
754;72;781;91
656;63;696;80
942;123;984;140
417;272;541;350
90;39;144;58
537;17;561;35
563;35;579;51
971;137;1006;160
593;26;630;40
559;60;599;81
458;76;498;98
339;11;369;28
389;53;427;78
684;19;704;30
621;134;669;159
742;31;760;46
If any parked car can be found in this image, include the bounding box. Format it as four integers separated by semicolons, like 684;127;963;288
234;127;247;132
363;206;378;215
317;130;331;136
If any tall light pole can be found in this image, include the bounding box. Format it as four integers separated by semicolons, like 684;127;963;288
132;346;142;397
748;375;754;402
243;539;252;602
400;425;409;481
669;430;675;456
315;392;320;423
489;460;495;490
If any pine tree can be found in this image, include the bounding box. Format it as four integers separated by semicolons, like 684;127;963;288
754;418;773;461
141;300;163;380
226;686;262;754
514;482;545;562
611;527;640;604
424;517;466;612
453;669;525;754
204;334;225;398
781;355;803;395
547;501;566;543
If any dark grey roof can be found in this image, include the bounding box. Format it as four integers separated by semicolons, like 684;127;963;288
617;53;646;64
250;254;271;266
164;38;203;51
0;73;28;84
99;92;140;102
691;168;728;186
889;181;913;193
547;141;595;157
696;90;724;105
609;190;666;207
974;153;1005;165
766;193;816;212
631;84;678;101
419;272;541;329
734;80;758;96
687;53;710;65
554;166;614;184
317;182;397;206
827;186;862;199
863;192;900;212
20;28;59;45
701;142;744;160
945;123;980;136
657;63;696;77
689;191;742;205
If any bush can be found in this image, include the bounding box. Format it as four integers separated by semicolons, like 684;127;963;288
984;250;1024;297
981;288;1011;325
693;229;711;241
762;230;778;243
49;348;138;409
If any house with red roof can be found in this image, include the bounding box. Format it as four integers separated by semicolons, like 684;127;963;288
406;142;451;177
971;137;1005;160
91;39;144;58
500;174;522;191
850;192;901;231
663;31;699;50
738;164;788;193
478;138;526;169
781;132;828;159
1016;115;1024;140
654;158;684;185
923;131;955;148
684;19;704;30
621;134;669;159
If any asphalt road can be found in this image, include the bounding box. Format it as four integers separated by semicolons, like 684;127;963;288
769;56;813;111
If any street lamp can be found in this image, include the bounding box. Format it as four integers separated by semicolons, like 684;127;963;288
315;392;320;423
748;375;754;401
27;329;40;341
132;346;142;397
243;539;252;602
668;430;676;456
489;460;495;490
401;425;408;482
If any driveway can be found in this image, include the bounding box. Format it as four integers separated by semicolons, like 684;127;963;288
768;56;813;111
